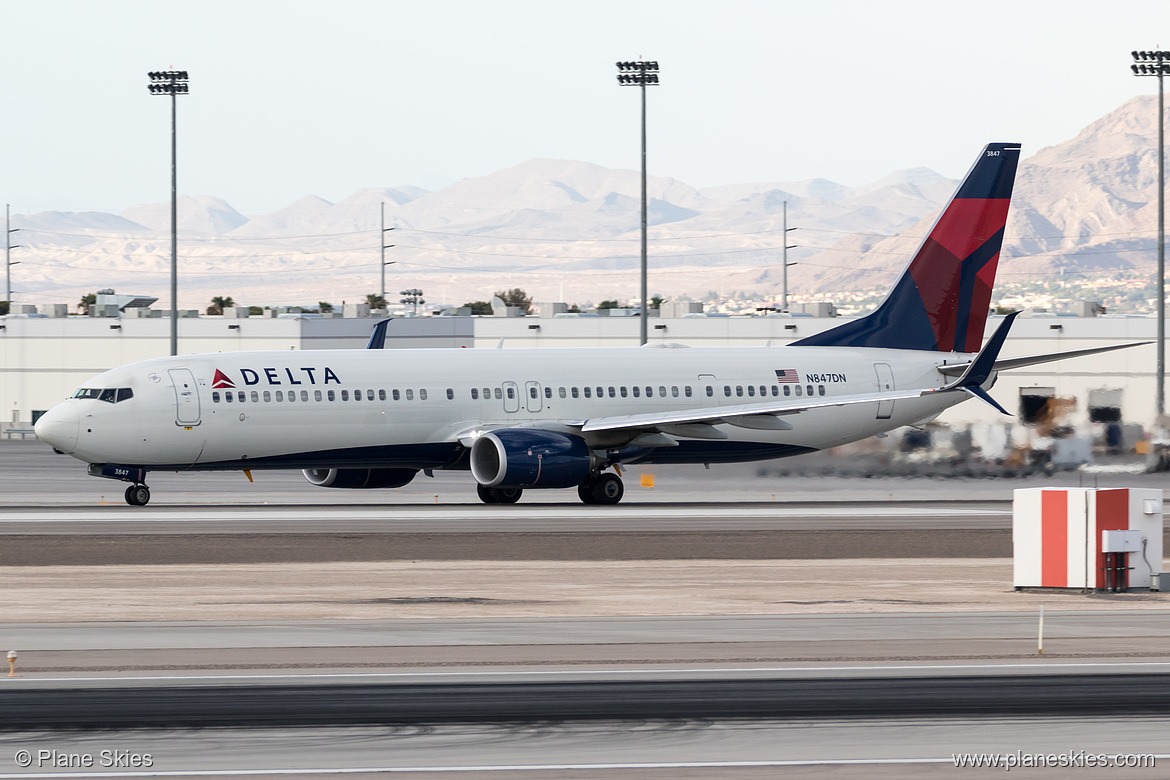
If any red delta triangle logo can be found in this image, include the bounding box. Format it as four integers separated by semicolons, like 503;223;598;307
212;369;236;389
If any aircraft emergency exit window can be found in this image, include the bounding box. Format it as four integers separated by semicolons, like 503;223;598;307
263;391;272;402
471;388;479;400
631;386;640;397
747;386;755;397
275;391;284;402
393;389;401;401
506;387;514;399
494;388;502;400
783;386;790;396
406;389;414;400
117;388;134;402
212;392;220;403
685;386;693;397
252;391;260;403
582;387;591;398
447;388;454;400
327;390;335;401
300;390;309;402
379;390;386;401
571;387;579;398
706;386;713;397
314;390;322;402
530;387;538;399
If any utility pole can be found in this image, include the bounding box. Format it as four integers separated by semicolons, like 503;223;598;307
781;201;798;311
5;204;20;310
380;202;395;303
617;59;659;345
1133;51;1169;417
148;70;189;357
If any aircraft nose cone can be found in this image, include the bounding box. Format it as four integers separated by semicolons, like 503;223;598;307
34;403;79;454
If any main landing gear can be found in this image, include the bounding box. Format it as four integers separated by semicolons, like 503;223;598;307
124;483;151;506
578;472;624;505
474;471;625;505
476;484;523;504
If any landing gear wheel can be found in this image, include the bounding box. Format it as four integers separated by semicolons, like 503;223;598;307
589;473;624;505
125;484;150;506
578;482;596;505
476;484;499;504
492;487;523;504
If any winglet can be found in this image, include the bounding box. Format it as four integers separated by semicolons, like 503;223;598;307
929;311;1018;414
365;318;392;350
949;311;1018;389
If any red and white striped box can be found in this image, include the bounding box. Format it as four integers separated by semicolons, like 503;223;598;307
1013;488;1163;589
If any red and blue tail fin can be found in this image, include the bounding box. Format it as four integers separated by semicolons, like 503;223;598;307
793;142;1021;352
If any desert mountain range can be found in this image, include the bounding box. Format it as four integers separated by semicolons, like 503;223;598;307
11;95;1166;311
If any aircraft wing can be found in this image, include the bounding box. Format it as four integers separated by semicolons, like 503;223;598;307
580;386;941;433
937;341;1150;377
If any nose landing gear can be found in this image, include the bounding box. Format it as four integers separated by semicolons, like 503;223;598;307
124;484;151;506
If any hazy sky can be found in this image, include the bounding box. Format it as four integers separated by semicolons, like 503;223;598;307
3;0;1168;215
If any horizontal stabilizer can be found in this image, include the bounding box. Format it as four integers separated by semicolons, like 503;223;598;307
938;340;1152;376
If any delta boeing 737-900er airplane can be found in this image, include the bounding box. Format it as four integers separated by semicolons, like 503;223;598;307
34;143;1143;506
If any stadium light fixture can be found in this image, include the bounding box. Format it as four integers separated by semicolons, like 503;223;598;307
147;69;190;356
1131;50;1169;417
616;59;660;345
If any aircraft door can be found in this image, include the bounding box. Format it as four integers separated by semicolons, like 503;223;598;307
874;363;894;420
525;381;543;412
502;381;520;413
168;368;202;426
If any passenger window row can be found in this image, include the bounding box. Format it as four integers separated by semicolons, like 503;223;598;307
210;382;829;406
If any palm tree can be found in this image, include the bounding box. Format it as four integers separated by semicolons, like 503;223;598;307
78;293;97;315
366;293;387;310
207;296;235;316
318;301;335;313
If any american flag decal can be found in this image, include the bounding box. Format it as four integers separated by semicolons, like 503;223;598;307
775;369;800;384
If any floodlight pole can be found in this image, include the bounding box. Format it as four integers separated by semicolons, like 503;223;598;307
148;70;189;356
617;60;659;344
1132;51;1168;417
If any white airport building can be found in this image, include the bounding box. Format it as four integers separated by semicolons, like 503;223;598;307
0;299;1158;454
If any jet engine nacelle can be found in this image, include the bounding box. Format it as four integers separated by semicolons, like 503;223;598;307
470;429;592;489
302;467;418;489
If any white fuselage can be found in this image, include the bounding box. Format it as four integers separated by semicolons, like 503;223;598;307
36;343;973;473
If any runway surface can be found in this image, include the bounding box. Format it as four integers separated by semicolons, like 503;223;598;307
0;717;1164;778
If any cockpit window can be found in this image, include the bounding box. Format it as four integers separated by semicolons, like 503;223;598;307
73;387;134;404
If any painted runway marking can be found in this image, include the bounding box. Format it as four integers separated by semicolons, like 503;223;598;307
12;660;1170;684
